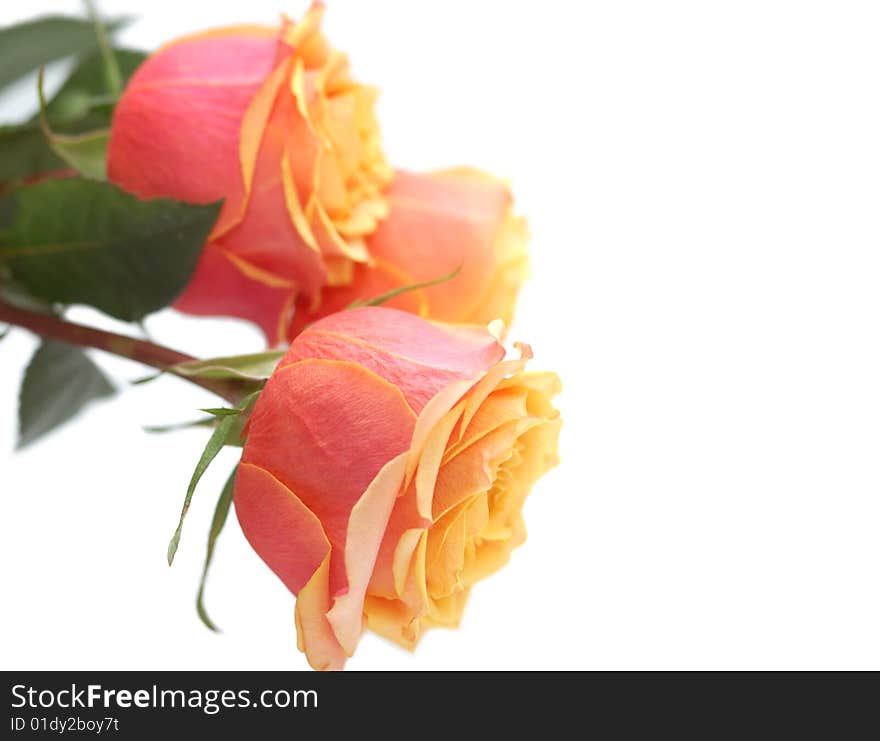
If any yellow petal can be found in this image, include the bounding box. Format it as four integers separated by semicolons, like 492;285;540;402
405;377;479;492
234;58;292;231
424;587;470;628
415;402;465;521
392;529;424;597
443;387;529;463
459;343;533;436
326;453;407;656
294;552;347;671
281;152;319;251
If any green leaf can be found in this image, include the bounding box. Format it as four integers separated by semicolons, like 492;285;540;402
0;196;15;230
0;15;129;92
196;465;238;632
17;339;114;449
0;125;64;182
167;391;260;565
38;68;108;180
0;275;56;314
346;264;463;309
172;351;287;382
0;178;221;322
167;416;237;565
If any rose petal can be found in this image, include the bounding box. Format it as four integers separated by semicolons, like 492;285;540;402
215;69;327;298
459;342;533;435
432;417;539;520
233;463;329;596
364;169;509;322
362;530;428;650
326;452;408;655
365;483;429;600
425;502;469;598
498;370;564;399
442;387;529;463
466;214;530;327
286;307;505;413
236;56;294;233
173;244;294;344
294;552;347;670
423;588;470;629
460;540;514;590
243;357;416;594
289;168;528;330
392;528;426;598
108;32;277;231
287;256;428;338
362;596;418;650
404;377;479;491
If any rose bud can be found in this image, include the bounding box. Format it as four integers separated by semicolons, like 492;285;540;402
286;168;530;338
107;2;391;342
234;307;561;669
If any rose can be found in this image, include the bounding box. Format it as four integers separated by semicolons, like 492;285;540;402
107;2;391;343
165;166;530;341
234;306;561;669
286;168;530;338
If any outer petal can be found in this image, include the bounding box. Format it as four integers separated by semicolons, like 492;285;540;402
289;169;528;332
233;463;328;597
173;244;295;344
368;169;508;323
107;31;277;228
242;357;416;594
213;69;327;298
326;452;408;654
465;213;530;326
287;257;426;338
295;552;347;670
285;306;505;413
403;342;531;490
413;350;535;522
364;528;428;649
234;462;346;670
366;483;429;600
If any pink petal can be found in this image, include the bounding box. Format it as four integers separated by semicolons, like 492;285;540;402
233;463;329;596
285;307;505;413
172;244;294;344
108;32;277;224
242;357;416;595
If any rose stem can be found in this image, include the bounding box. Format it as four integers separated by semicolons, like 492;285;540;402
0;298;249;404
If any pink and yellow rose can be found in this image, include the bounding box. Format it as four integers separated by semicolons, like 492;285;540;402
108;3;390;341
234;307;561;669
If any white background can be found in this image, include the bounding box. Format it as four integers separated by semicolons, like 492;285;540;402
1;0;879;670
